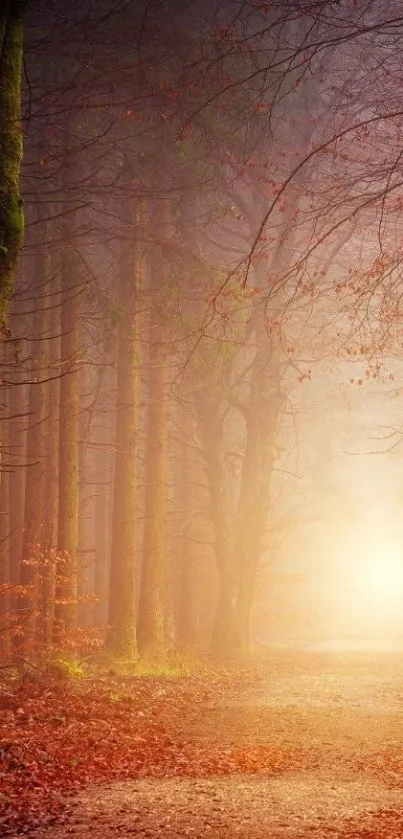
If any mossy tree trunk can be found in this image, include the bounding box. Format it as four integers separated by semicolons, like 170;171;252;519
0;1;26;325
0;374;10;655
0;0;25;643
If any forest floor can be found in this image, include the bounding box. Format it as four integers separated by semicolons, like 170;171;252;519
2;647;403;837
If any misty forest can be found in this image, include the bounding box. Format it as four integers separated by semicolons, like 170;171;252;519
3;2;403;837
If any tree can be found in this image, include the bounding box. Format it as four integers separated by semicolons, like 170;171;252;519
175;403;202;649
137;200;169;656
106;194;139;660
54;227;81;641
17;214;48;650
5;0;403;666
0;1;26;324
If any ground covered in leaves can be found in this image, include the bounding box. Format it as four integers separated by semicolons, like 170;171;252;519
2;648;403;837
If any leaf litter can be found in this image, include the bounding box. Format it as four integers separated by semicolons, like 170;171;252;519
2;652;403;837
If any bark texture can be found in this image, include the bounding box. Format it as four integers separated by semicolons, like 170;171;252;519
107;225;138;659
235;334;283;651
137;338;167;655
54;242;80;639
197;385;240;657
39;252;59;647
137;209;168;656
0;1;26;324
176;410;199;649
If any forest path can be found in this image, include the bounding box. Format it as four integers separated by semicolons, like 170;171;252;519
35;649;403;838
43;771;403;838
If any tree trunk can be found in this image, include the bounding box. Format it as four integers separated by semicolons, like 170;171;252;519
176;409;199;649
107;222;138;659
0;383;10;654
76;362;93;629
39;285;59;648
17;230;48;653
197;387;240;657
54;240;80;642
93;474;109;627
93;366;113;629
235;342;283;651
137;199;169;657
36;249;60;649
137;337;167;656
7;304;28;632
17;344;45;649
0;1;25;323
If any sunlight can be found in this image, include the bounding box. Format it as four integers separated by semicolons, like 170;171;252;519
366;546;403;600
312;521;403;642
338;531;403;632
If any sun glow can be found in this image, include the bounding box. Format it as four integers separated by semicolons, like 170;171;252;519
366;546;403;600
318;523;403;639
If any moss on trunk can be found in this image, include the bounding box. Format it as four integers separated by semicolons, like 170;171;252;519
0;2;26;324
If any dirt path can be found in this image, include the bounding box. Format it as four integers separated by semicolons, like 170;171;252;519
42;773;403;838
35;651;403;838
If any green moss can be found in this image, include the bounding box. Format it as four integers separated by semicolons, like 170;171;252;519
0;3;26;324
48;656;86;680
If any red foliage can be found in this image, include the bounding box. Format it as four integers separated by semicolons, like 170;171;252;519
0;673;294;835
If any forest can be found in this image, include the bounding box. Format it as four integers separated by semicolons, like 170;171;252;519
2;2;403;836
3;0;402;665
